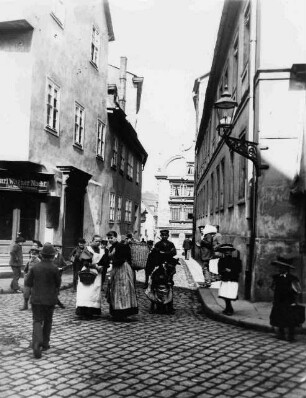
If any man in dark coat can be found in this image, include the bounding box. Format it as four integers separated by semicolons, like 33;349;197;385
9;235;25;293
25;243;61;359
270;256;302;342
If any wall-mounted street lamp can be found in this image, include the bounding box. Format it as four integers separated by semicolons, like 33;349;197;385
214;86;262;176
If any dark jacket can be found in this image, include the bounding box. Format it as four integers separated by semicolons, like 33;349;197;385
271;273;299;305
109;242;132;266
183;239;191;250
9;243;23;267
218;256;242;282
199;234;214;262
154;240;177;264
25;260;61;305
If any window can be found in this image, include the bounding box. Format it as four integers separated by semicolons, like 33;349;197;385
136;161;140;184
109;193;115;222
184;206;193;220
186;185;193;197
127;152;134;179
97;120;105;159
74;103;85;148
51;0;65;28
46;79;60;134
210;174;214;214
117;196;122;222
187;164;194;175
171;207;180;221
216;166;220;211
229;151;235;205
220;159;225;209
111;137;118;168
243;5;250;68
171;184;180;196
91;26;100;67
125;199;132;222
232;35;239;99
120;145;126;173
238;134;247;200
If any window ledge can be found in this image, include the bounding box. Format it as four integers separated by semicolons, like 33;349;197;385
96;155;104;162
228;203;234;209
119;169;124;176
126;175;133;181
238;198;246;206
111;164;117;171
45;126;59;137
89;60;99;71
73;143;83;151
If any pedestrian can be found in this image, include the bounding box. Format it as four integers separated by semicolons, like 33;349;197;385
213;225;223;257
53;244;69;309
153;230;177;313
217;244;242;315
25;243;61;359
70;238;86;291
270;256;303;342
196;224;217;288
20;245;41;311
75;235;106;318
182;237;192;260
106;230;138;321
144;240;156;288
9;235;25;293
100;239;110;288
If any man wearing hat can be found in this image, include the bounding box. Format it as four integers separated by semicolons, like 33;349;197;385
25;243;61;359
9;235;25;293
217;244;242;315
20;245;41;311
270;256;302;342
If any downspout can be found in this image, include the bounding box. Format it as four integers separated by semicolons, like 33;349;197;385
245;0;258;300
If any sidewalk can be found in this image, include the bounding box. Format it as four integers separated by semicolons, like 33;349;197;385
182;257;306;335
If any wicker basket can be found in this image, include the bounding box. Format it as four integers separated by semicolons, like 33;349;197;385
130;242;150;270
78;270;97;285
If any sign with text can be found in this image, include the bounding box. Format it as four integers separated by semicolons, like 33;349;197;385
0;176;49;193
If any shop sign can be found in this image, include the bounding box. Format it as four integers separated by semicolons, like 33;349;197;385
0;177;49;193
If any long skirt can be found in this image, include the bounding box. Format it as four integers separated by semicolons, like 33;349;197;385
107;261;138;318
76;270;102;317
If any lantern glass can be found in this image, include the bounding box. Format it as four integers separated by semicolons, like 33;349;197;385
214;86;237;129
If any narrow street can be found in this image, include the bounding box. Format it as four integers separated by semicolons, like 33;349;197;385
0;261;306;398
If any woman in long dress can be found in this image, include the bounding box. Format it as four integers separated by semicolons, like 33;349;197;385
106;230;138;320
76;235;105;319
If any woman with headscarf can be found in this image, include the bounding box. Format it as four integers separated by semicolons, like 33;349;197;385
196;225;217;288
106;230;138;320
75;235;106;319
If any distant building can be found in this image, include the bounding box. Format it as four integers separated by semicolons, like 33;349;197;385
140;192;158;241
106;58;147;240
194;0;306;301
155;144;194;252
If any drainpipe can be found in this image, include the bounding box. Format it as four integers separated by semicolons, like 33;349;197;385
245;0;258;300
119;56;127;112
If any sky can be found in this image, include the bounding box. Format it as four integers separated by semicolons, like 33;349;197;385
108;0;224;192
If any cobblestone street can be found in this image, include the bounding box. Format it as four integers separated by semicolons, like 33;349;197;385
1;261;306;398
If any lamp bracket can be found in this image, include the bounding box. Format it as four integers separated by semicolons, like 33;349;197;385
218;127;262;176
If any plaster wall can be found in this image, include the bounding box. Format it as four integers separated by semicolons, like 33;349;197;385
258;0;306;69
156;178;171;228
0;33;32;160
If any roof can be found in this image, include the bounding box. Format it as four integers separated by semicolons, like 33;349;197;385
103;0;115;42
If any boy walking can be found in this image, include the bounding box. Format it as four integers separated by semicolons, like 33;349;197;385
25;243;61;359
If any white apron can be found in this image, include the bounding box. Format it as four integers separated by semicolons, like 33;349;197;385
76;246;104;309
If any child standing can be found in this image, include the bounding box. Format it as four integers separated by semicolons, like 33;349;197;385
20;246;41;311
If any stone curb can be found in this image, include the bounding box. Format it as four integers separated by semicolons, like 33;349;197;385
182;258;306;335
0;282;73;295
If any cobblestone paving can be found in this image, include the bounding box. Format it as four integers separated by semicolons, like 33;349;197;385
1;261;306;398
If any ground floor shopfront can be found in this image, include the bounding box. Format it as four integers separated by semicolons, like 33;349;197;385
0;162;92;265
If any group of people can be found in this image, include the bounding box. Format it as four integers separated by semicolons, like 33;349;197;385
15;229;180;359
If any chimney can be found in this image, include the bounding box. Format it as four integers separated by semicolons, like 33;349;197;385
119;56;127;111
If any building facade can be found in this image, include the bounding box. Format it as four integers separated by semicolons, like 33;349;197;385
140;192;158;242
0;0;147;264
155;145;194;253
194;0;306;301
